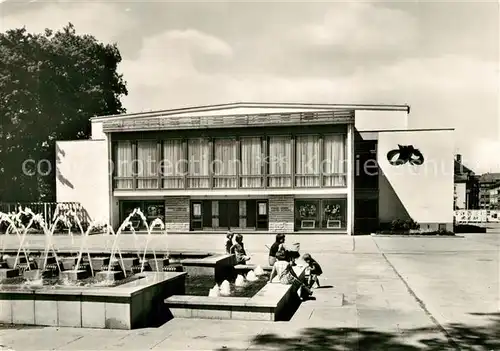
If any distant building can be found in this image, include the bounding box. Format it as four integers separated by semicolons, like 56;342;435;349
489;182;500;210
454;154;479;209
479;173;500;209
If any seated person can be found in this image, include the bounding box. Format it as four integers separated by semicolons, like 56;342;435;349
230;234;251;264
268;233;286;266
269;249;312;300
287;248;301;266
303;253;323;288
225;231;234;254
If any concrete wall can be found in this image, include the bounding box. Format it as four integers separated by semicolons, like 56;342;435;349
91;121;106;140
355;110;408;132
377;130;454;230
56;140;110;224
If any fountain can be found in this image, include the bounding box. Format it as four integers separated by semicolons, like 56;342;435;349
219;280;231;296
136;209;168;273
246;270;258;282
0;206;187;329
0;209;33;278
99;208;164;283
0;206;68;281
0;204;316;326
208;284;220;297
254;266;265;276
235;274;246;287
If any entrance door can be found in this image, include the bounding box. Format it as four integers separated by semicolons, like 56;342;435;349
354;198;379;233
218;200;239;229
256;200;269;230
228;200;239;228
190;201;203;230
202;201;212;228
246;200;257;228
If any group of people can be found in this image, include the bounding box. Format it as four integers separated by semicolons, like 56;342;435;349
225;231;323;300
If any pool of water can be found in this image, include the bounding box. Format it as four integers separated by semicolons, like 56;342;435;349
0;274;143;290
185;273;270;298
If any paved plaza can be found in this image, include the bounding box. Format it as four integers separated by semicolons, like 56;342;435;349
0;233;498;350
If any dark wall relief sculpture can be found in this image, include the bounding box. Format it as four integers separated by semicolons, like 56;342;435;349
386;145;425;166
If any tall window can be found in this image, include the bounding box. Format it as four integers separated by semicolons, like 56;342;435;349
115;141;133;189
240;137;263;188
137;140;158;189
323;134;346;186
188;138;210;188
268;136;292;187
162;139;184;189
213;138;237;188
295;135;320;187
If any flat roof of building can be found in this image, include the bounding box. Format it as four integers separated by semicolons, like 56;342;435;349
91;102;411;121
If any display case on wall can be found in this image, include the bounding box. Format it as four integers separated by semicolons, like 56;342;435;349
295;200;320;229
294;198;347;231
120;200;165;230
322;199;346;229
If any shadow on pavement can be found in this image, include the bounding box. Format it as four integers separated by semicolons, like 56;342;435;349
315;285;333;289
241;312;500;351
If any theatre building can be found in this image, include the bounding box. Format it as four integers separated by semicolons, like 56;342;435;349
56;102;455;234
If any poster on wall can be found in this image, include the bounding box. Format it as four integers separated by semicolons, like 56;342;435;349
258;203;267;216
193;203;201;217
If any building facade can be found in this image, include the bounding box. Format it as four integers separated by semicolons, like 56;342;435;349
56;102;455;234
454;154;479;210
478;173;500;209
488;183;500;210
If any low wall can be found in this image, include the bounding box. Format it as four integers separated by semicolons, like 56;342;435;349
181;254;236;283
454;209;500;223
165;266;320;321
0;272;186;329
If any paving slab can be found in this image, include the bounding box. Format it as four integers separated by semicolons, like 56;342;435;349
103;328;173;350
0;328;84;351
2;234;498;350
56;329;131;350
151;318;267;350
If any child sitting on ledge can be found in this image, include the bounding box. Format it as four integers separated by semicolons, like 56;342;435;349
302;253;323;288
225;230;234;255
269;249;312;300
230;234;251;264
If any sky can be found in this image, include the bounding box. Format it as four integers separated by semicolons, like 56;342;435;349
1;0;499;173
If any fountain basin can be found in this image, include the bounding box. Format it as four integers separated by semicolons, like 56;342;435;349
165;266;308;321
33;256;57;269
0;269;19;279
185;272;270;298
119;257;140;271
88;257;110;271
4;257;28;269
59;258;77;270
0;271;186;329
234;264;273;274
60;270;89;281
181;254;235;282
95;270;124;282
148;258;169;271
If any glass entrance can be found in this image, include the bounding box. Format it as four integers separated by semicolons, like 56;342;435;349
189;199;269;230
218;200;239;228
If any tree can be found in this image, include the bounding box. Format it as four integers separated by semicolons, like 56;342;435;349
0;23;128;202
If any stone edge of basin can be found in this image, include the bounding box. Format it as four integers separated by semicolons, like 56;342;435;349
0;271;187;298
164;266;307;314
